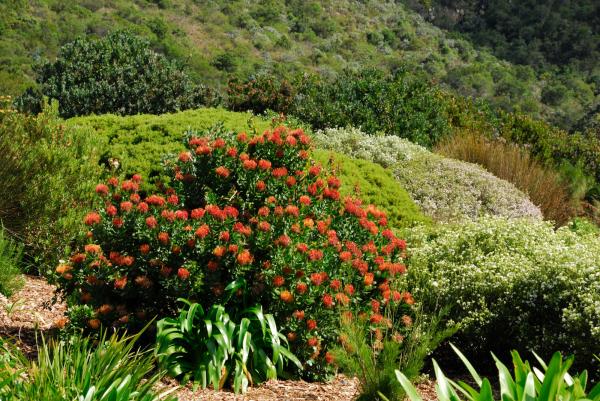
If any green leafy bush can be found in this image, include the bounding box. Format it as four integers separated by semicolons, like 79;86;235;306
17;30;214;118
397;344;600;401
407;217;600;371
0;331;174;401
314;127;542;222
56;125;413;379
0;99;101;274
312;149;431;230
156;299;301;393
0;228;23;297
66;108;272;192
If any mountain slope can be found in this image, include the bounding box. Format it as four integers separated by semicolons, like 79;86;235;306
0;0;596;129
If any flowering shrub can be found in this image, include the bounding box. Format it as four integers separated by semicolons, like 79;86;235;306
407;217;600;372
56;125;414;378
314;127;542;222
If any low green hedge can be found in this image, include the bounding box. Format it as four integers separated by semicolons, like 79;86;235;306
312;149;431;231
67;108;272;191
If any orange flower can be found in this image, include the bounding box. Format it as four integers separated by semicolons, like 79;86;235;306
88;319;101;329
364;273;374;286
322;294;334;308
280;290;294;303
114;276;128;289
84;212;101;226
296;282;308;294
213;246;226;258
273;276;285;287
157;232;169;245
237;249;253;265
215;166;230;178
95;184;109;196
306;319;317;330
177;267;190;280
293;310;305;320
287;332;297;342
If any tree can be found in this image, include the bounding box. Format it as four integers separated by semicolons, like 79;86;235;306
17;31;211;117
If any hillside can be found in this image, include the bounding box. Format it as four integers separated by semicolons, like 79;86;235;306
1;0;597;130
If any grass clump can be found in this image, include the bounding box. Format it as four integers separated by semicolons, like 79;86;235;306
436;131;576;225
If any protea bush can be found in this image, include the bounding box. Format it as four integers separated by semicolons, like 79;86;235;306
55;125;414;377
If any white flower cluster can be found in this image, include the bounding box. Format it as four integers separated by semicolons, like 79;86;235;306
407;217;600;360
313;127;543;222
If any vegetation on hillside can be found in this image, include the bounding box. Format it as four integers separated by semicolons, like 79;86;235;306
1;0;596;130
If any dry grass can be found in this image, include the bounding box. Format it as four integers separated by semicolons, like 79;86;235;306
436;131;576;225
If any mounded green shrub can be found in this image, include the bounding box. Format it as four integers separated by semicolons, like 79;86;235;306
407;217;600;372
312;149;431;230
66;108;273;192
0;99;101;274
314;127;542;222
16;30;215;118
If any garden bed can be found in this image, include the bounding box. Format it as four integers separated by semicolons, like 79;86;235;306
0;276;438;401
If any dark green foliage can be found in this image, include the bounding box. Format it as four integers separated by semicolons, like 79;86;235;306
66;108;272;192
0;100;101;275
18;31;211;118
0;228;23;297
292;69;452;147
156;300;301;393
312;150;431;231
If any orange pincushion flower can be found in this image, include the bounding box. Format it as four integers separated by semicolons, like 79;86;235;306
335;292;350;306
84;212;101;226
207;260;219;271
56;264;71;275
258;159;271;170
273;276;285;287
215;166;230;178
322;294;334;308
307;337;319;347
364;273;374;286
306;319;317;330
237;249;253;265
114;276;128;289
98;304;114;315
213;246;226;258
344;284;355;295
293;310;305;320
84;244;101;254
88;319;101;329
178;151;192;162
402;315;413;327
70;253;86;264
272;167;288;178
325;352;335;364
157;232;170;245
134;275;153;288
296;282;308;294
370;313;384;324
139;244;150;254
287;332;297;342
308;249;323;261
145;216;158;229
177;268;190;280
299;195;311;205
195;224;210;238
256;180;266;191
280;290;294;303
243;159;257;170
95;184;109;196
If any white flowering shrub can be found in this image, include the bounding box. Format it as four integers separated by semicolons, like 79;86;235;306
407;217;600;368
313;127;542;222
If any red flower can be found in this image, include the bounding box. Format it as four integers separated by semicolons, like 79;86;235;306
280;290;294;303
215;166;230;178
212;138;226;149
195;224;210;238
237;249;253;265
145;216;158;229
95;184;109;196
224;206;239;218
310;272;324;286
112;217;124;228
137;202;149;213
370;313;384;324
178;152;192;162
191;208;205;219
273;276;285;287
307;337;319;347
258;221;271;232
114;276;128;289
226;147;238;157
293;310;305;320
130;193;141;203
371;299;381;313
207;260;219;271
327;176;341;189
237;132;248;142
286;176;296;186
285;205;299;217
296;282;308;294
84;212;101;226
339;251;352;262
213;246;226;258
146;195;166;207
276;234;291;247
325;352;335;364
219;231;230;241
108;177;119;187
258;206;270;217
139;244;150;254
299;195;311;205
167;194;179;205
175;210;188;220
121;180;139;192
335;292;350;306
258;159;271;170
306;319;317;330
344;284;354;296
120;201;133;212
256;180;266;191
157;232;169;245
308;249;323;261
272;167;288;178
177;268;190;280
330;279;341;291
132;174;142;183
322;294;334;308
296;243;308;253
309;165;321;176
243;159;257;170
364;273;374;286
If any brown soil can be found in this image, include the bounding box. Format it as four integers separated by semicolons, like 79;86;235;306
0;276;438;401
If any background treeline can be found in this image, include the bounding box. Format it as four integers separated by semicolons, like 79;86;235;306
1;0;598;132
